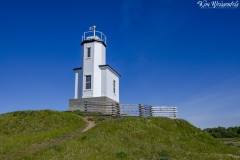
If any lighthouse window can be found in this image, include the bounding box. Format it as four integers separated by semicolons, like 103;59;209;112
86;75;91;89
113;80;116;94
87;48;91;57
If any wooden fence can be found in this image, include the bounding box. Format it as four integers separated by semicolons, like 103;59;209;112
84;101;178;118
84;101;121;116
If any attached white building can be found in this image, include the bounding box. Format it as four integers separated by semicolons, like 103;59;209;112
71;26;120;105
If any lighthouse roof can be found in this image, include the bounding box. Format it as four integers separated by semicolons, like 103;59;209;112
81;38;106;47
99;65;121;77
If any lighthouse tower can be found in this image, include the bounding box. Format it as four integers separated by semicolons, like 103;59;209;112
69;26;120;111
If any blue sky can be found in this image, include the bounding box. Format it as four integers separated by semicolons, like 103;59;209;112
0;0;239;129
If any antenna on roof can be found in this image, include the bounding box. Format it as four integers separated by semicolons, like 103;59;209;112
89;25;96;36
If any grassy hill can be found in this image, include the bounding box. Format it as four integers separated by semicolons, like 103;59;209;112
0;110;85;159
0;110;240;159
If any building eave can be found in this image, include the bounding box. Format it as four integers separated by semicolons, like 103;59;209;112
99;65;121;77
73;67;82;71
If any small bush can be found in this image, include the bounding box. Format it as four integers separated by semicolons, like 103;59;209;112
157;150;170;160
65;110;84;116
115;151;128;158
81;136;87;140
227;143;234;146
51;144;63;152
96;117;105;122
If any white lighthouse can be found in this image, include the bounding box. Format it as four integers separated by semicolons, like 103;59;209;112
69;26;120;111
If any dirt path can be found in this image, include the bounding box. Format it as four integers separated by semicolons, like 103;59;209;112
4;116;96;160
81;117;96;133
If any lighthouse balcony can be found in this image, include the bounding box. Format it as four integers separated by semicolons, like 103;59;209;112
82;31;107;44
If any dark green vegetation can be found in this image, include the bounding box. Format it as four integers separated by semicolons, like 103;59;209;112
0;110;240;159
203;126;240;138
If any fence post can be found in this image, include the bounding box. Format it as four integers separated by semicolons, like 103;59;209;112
116;103;121;116
111;104;115;116
139;104;144;117
173;108;176;119
84;100;88;115
150;106;153;117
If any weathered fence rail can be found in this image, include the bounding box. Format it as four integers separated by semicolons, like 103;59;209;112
84;101;121;116
151;106;178;118
83;101;178;118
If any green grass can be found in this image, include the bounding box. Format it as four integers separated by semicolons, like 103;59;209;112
1;111;240;159
219;138;240;149
0;110;85;159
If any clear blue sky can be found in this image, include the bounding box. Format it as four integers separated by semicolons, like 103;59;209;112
0;0;239;129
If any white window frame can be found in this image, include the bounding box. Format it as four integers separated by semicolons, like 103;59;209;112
85;75;91;90
87;47;91;58
113;80;116;94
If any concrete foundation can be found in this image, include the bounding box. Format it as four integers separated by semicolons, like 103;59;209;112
69;96;118;111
